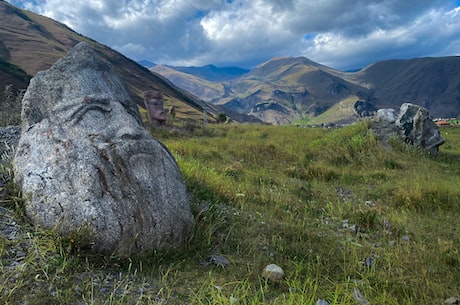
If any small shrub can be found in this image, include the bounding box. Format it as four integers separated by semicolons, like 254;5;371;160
301;164;338;181
223;161;243;179
355;208;382;230
384;157;402;169
216;112;227;123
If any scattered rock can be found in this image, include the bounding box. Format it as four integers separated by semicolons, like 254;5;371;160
364;255;375;268
316;299;330;305
13;42;194;258
262;264;285;282
383;219;392;233
353;288;371;305
204;255;231;268
336;187;353;199
402;235;410;242
445;296;459;304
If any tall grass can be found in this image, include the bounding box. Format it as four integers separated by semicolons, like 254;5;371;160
1;122;459;304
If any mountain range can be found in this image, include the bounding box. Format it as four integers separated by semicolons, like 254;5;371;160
151;56;460;125
0;1;233;124
1;0;459;126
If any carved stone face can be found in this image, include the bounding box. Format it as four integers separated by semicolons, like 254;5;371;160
14;42;193;257
144;90;166;125
145;97;166;121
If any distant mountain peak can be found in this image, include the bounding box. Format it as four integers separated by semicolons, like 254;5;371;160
137;60;156;68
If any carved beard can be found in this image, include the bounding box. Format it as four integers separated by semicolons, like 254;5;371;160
87;136;185;254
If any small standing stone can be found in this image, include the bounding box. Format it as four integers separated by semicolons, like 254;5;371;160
262;264;285;281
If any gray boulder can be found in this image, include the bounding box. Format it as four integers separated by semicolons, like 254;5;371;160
370;109;399;146
395;103;444;154
372;103;444;154
13;42;194;257
375;108;397;124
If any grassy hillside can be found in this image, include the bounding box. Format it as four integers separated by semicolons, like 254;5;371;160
151;65;226;102
299;96;361;125
1;123;459;304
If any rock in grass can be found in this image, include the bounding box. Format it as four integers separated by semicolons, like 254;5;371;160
372;103;444;154
395;103;444;154
262;264;285;281
445;297;459;304
353;288;371;305
206;255;231;268
13;42;194;258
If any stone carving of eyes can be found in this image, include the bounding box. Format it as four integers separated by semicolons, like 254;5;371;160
66;98;113;126
148;99;162;107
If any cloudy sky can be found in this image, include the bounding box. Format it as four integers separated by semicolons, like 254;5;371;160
6;0;460;70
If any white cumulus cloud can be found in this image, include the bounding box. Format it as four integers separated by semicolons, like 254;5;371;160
6;0;460;70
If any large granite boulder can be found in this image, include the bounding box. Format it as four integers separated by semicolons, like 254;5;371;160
371;103;444;154
395;103;444;154
13;42;194;257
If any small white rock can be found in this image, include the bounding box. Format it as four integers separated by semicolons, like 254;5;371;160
262;264;285;281
445;296;459;304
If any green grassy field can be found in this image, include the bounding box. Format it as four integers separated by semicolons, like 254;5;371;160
1;122;459;304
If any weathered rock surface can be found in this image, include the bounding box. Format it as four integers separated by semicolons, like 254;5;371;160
371;103;444;154
262;263;285;281
375;108;397;124
13;42;194;257
445;296;459;304
395;103;444;154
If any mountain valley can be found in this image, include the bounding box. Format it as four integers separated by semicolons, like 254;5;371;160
152;56;460;124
